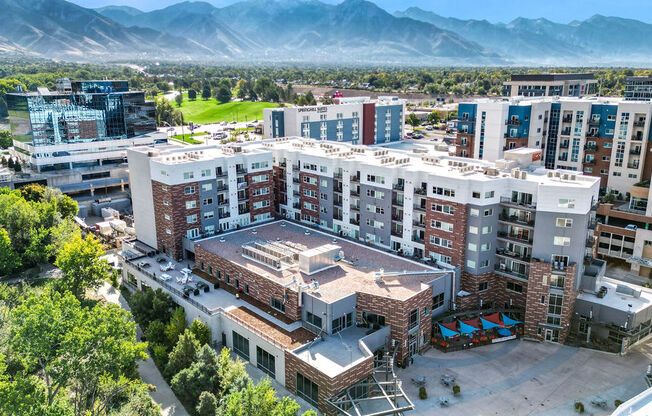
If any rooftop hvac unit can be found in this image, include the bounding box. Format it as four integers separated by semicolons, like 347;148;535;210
570;175;577;181
521;172;527;180
547;171;554;178
562;174;569;180
555;172;561;178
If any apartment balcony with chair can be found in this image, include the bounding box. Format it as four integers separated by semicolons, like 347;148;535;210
494;263;529;281
497;230;533;245
584;144;598;151
630;148;641;155
495;247;531;263
500;196;536;211
559;141;570;149
498;212;535;227
506;119;522;126
350;174;360;183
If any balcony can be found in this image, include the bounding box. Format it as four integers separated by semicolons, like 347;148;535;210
560;128;571;136
494;264;528;281
584;144;598;151
584;159;596;165
393;183;404;191
292;178;300;184
559;141;570;149
412;220;426;229
588;219;597;229
496;248;531;263
504;133;523;139
588;118;600;126
350;188;360;197
414;187;427;195
562;116;573;123
350;204;360;211
293;190;300;197
630;148;641;155
558;156;568;162
279;162;287;168
333;199;342;207
587;131;599;138
350;175;360;183
237;182;248;190
350;218;360;226
500;196;536;210
497;231;533;245
293;202;301;209
392;198;404;207
412;235;425;244
237;195;248;202
333;213;343;221
506;119;522;126
215;184;228;192
457;141;469;148
216;171;228;178
334;186;343;193
218;212;230;219
291;164;300;170
627;162;640;169
236;168;247;175
498;214;534;227
333;172;343;179
391;228;403;238
634;120;646;127
217;199;229;206
413;204;426;212
632;134;643;141
586;236;596;247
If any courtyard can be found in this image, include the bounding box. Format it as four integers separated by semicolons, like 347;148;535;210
397;339;652;416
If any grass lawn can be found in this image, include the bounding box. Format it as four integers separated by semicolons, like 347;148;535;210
176;99;277;124
170;133;206;144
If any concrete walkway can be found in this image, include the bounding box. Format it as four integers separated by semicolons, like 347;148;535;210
96;284;189;416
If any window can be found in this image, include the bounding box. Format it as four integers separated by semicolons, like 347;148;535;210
472;191;481;199
319;179;327;187
480;243;491;252
429;252;452;264
506;282;523;293
165;228;171;235
467;259;476;268
548;294;563;315
203;198;213;205
253;200;270;210
164;214;171;221
554;236;571;246
366;174;385;184
479;259;489;268
160;170;168;177
303;189;317;198
556;218;573;227
186;214;197;224
550;274;565;289
201;169;211;177
305;311;323;329
256;346;275;378
186;200;197;209
478;282;488;292
184;186;196;195
270;297;285;313
319;165;327;173
431;203;455;215
232;331;249;360
365;189;385;200
432;293;445;309
252;187;270;196
161;185;167;191
431;220;453;232
470;208;480;217
251;174;269;183
296;373;319;407
484;209;493;216
303;202;317;211
365;219;385;229
332;314;353;334
201;183;212;192
251;161;269;170
541;295;546;305
302;176;317;185
430;236;452;248
469;226;478;234
468;243;477;251
485;191;495;198
433;186;455;197
183;171;194;180
558;199;575;208
482;226;493;234
408;308;419;330
203;211;214;219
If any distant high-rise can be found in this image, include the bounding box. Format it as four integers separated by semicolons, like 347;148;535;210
625;76;652;101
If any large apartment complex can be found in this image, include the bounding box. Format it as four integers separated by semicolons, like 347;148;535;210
456;97;652;193
625;76;652;101
502;73;599;97
5;78;165;197
263;97;406;144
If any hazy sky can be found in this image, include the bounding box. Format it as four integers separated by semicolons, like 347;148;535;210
72;0;652;24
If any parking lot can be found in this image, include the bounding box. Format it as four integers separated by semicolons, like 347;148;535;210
397;339;652;415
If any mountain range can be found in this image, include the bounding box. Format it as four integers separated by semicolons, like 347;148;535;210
1;0;651;65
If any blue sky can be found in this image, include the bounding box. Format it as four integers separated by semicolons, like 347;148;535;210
73;0;652;23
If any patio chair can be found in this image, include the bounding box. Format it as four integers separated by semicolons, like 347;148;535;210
439;397;449;406
176;276;183;284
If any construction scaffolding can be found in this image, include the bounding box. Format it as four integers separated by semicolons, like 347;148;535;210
326;346;414;416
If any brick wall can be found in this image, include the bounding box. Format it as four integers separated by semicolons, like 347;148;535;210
246;170;274;221
285;350;373;415
356;288;432;363
152;180;199;259
299;172;319;221
455;133;474;157
194;246;302;322
273;166;287;210
458;271;527;311
424;198;467;266
524;261;577;342
582;136;612;188
505;137;529;151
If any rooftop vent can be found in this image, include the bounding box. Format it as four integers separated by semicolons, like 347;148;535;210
299;244;341;275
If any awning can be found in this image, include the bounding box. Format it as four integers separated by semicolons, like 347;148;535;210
497;328;512;337
483;312;503;325
440;321;458;331
481;317;503;329
501;314;523;327
438;323;460;339
462;318;481;329
458;320;480;335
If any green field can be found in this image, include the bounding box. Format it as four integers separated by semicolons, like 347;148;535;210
170;132;207;144
176;99;276;124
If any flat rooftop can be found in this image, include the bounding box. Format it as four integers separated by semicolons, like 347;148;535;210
578;276;652;314
509;73;595;81
196;220;445;302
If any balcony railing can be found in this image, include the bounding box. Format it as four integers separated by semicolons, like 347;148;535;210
586;236;596;247
216;171;228;178
350;218;360;226
634;120;646;127
236;168;247;175
350;175;360;183
218;212;230;219
391;229;403;237
498;214;534;227
632;135;643;141
559;142;570;149
412;220;426;228
500;197;536;210
506;119;522;126
392;199;403;206
217;199;229;206
584;144;598;151
497;231;533;245
412;235;424;244
562;116;573;123
393;183;404;191
627;163;640;169
584;159;596;165
496;249;531;263
414;187;427;195
588;119;600;126
350;204;360;211
494;264;529;280
630;148;641;155
413;205;426;212
560;129;571;136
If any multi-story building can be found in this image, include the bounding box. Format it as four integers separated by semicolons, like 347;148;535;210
502;73;598;97
5;78;165;198
128;138;602;346
456;97;652;194
263;96;405;144
625;76;652;101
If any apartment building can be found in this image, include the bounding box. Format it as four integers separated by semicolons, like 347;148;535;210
503;73;598;97
625;76;652;101
456;97;652;194
120;219;452;415
128;137;604;346
5;78;165;198
263;96;405;144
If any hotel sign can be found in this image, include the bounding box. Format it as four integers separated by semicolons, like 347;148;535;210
297;107;328;113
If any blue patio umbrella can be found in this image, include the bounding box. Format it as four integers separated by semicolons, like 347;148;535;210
480;317;502;330
458;320;480;335
497;328;512;337
438;323;460;339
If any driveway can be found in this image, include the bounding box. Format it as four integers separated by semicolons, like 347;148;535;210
397;339;651;416
97;284;189;416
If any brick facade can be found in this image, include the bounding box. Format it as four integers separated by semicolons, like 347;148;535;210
458;271;528;311
152;180;200;259
505;137;529;151
582;136;612;188
356;288;432;364
424;198;467;266
455;133;474;157
524;262;577;343
299;172;320;222
285;350;373;415
194;246;302;322
246;170;275;222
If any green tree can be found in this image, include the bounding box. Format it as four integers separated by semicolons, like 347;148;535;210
171;344;220;405
165;306;187;347
216;86;232;104
0;228;21;276
116;386;160;416
304;91;316;106
188;89;197;100
406;113;421;128
196;391;218;416
130;288;175;328
427;111;441;125
55;234;112;299
190;319;211;346
20;183;46;202
0;131;12;149
145;320;168;346
48;218;81;258
166;329;199;376
202;84;212;100
175;92;183;107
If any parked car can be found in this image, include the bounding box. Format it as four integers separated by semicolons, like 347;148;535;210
425;126;434;131
625;224;638;230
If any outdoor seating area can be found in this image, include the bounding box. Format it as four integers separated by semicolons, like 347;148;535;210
432;312;524;352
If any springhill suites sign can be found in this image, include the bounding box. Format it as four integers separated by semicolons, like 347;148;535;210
297;107;328;113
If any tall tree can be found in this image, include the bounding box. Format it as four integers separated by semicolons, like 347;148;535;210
190;319;211;346
406;113;421;128
0;228;20;276
55;234;112;299
166;329;199;376
216;86;232;104
202;84;212;100
175;92;183;107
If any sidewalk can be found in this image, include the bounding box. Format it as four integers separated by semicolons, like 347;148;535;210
96;283;189;416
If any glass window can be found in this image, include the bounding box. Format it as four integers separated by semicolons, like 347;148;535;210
408;308;419;330
256;346;275;379
270;297;285;313
432;293;445;309
232;331;249;361
296;373;319;407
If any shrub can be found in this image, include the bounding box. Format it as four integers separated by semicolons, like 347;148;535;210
190;319;212;346
614;399;623;408
452;385;460;396
574;401;584;413
150;343;169;369
145;320;168;346
418;386;427;400
147;383;157;392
